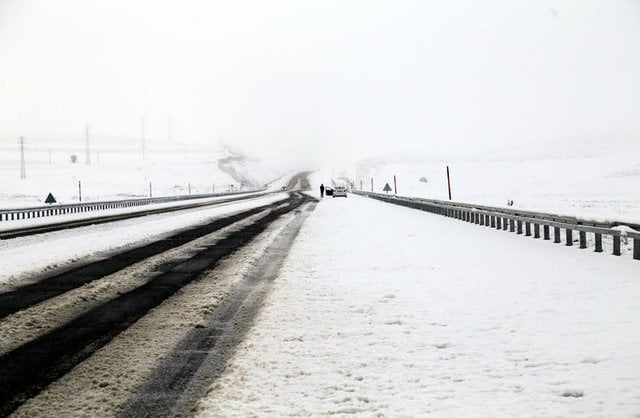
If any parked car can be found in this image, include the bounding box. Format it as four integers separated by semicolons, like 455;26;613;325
325;187;333;196
333;186;347;197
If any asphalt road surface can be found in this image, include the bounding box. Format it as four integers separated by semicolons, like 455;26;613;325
0;181;316;417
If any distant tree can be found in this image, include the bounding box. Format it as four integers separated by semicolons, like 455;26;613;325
419;176;428;183
70;154;78;163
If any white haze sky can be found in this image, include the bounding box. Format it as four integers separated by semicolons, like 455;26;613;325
1;0;639;164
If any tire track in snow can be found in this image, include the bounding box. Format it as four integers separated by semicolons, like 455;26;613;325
0;192;313;417
118;201;315;417
0;196;287;319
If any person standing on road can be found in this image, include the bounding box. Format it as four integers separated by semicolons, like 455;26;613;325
320;183;325;198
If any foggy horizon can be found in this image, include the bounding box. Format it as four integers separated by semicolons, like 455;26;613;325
1;0;639;165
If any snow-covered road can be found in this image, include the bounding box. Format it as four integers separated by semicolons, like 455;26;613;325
0;193;287;288
2;191;312;416
2;175;639;416
196;176;640;417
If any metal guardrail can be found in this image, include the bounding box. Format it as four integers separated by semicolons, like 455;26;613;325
0;189;266;222
353;190;640;261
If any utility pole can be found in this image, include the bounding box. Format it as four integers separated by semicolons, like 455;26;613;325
85;125;91;165
19;137;26;179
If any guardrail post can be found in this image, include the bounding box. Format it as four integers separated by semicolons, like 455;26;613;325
566;229;573;246
595;233;603;252
579;231;587;249
509;219;515;232
491;216;496;228
613;236;621;256
534;224;540;238
496;217;502;230
554;226;561;243
517;220;523;234
525;222;531;236
634;239;640;260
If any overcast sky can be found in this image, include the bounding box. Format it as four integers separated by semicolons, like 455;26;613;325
1;0;639;163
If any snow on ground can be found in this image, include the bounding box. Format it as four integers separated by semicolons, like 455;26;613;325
0;137;281;206
0;193;287;288
196;172;640;417
354;149;640;224
2;143;639;415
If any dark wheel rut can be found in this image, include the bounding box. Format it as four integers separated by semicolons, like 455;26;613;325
0;196;284;319
0;192;314;417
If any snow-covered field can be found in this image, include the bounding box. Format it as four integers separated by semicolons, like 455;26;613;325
0;137;279;207
353;140;640;224
1;142;639;416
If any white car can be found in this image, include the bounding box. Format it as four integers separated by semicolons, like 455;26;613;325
333;186;347;197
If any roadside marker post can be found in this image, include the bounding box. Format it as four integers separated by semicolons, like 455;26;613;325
446;166;452;200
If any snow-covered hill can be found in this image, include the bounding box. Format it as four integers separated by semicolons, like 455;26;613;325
0;137;282;207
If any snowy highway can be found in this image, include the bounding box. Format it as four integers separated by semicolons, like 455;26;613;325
197;174;640;417
0;172;639;416
0;188;317;416
3;1;640;416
